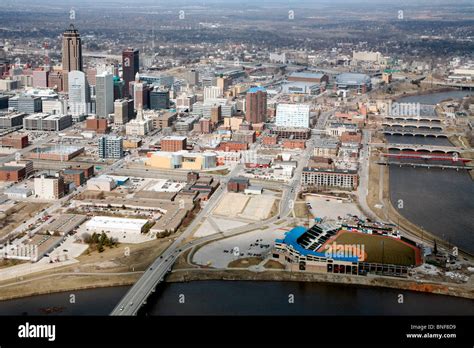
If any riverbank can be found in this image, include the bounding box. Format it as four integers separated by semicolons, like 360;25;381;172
0;272;140;301
167;268;474;300
0;236;171;301
365;146;474;258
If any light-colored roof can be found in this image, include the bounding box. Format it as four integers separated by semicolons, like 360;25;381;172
86;216;148;231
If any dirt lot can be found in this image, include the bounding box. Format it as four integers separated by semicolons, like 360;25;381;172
0;202;49;240
228;257;262;268
0;237;172;300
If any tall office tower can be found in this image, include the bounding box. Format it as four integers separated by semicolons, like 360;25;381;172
95;72;114;118
275;103;310;128
210;105;222;125
114;99;129;125
62;24;83;72
150;87;170;110
113;76;124;100
185;69;199;86
245;87;267;124
122;48;139;98
216;76;230;91
62;24;83;92
98;136;124;159
133;75;150;110
68;70;90;116
204;86;223;101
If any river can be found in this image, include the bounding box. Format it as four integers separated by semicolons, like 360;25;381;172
388;89;474;254
0;281;472;316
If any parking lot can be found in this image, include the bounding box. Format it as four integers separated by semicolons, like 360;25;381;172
192;228;286;268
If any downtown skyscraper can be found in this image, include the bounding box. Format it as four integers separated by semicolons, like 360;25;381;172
122;48;139;98
62;24;83;92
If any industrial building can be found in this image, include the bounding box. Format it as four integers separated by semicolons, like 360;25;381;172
85;216;148;235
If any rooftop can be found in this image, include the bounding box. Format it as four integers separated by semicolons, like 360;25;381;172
162;136;187;141
289;72;325;79
86;216;148;230
336;73;371;85
303;167;357;175
248;86;267;93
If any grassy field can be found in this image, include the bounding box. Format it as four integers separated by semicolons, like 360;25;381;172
330;231;417;266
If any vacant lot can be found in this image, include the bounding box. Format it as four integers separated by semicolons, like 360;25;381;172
325;231;418;266
213;192;249;216
240;195;276;221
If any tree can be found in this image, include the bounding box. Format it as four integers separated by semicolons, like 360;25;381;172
81;232;91;243
434;240;438;255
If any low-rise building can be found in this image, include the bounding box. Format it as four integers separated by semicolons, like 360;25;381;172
302;167;358;190
0;166;26;182
283;139;306;149
0;112;27;129
87;176;116;191
23;113;72;131
85;216;149;234
227;177;250;192
0;134;28;149
62;169;86;187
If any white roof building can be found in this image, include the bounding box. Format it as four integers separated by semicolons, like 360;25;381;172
85;216;148;234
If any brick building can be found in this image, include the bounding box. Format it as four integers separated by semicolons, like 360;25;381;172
0;134;28;149
218;141;248;152
160;136;187;152
227;177;250;192
0;166;26;182
86;118;109;134
283;139;306;149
